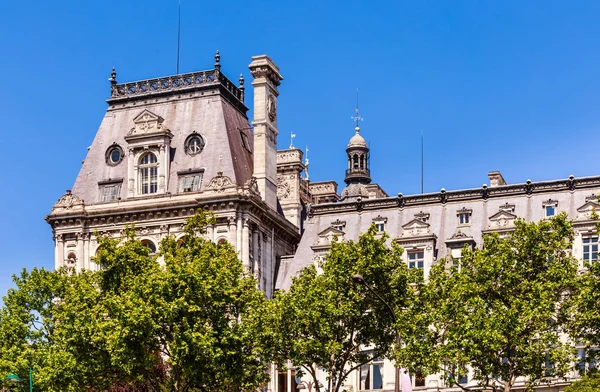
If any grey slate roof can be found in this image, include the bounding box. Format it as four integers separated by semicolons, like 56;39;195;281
72;93;253;204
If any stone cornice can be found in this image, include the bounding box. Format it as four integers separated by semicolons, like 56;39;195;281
310;175;600;217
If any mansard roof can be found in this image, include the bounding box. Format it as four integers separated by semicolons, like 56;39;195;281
71;69;253;205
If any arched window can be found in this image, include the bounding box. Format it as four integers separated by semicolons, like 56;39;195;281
141;239;157;254
353;154;359;169
139;153;158;194
360;154;365;170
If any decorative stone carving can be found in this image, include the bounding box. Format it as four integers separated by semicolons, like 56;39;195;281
245;177;260;194
267;95;277;121
206;172;234;193
128;110;167;136
499;202;515;212
53;190;84;210
277;178;291;199
576;199;600;220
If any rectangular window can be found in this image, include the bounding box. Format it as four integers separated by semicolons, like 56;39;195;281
98;181;122;202
545;205;555;217
333;225;344;231
408;251;424;269
359;354;384;391
583;236;599;263
458;213;470;225
375;222;385;232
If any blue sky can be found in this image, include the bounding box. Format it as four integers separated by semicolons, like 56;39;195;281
1;0;599;297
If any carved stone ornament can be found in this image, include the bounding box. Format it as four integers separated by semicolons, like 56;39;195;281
267;95;277;122
54;190;84;210
277;178;291;199
245;177;260;194
128;110;167;136
206;172;234;193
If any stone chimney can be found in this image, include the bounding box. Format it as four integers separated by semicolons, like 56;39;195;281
249;55;283;210
488;171;507;187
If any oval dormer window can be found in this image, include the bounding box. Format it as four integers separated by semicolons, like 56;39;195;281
185;133;205;156
105;143;124;166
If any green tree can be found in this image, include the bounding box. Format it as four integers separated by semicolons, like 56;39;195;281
565;373;600;392
563;206;600;377
0;211;271;392
420;213;578;392
270;226;415;392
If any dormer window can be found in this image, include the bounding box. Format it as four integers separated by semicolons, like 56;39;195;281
185;133;205;155
98;179;123;202
178;169;204;193
139;153;158;194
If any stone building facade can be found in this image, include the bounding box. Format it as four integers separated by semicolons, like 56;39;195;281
47;53;599;392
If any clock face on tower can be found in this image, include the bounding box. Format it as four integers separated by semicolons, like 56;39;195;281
267;95;276;122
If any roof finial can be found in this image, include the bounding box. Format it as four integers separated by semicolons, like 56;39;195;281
289;131;296;149
351;88;363;133
109;67;117;85
239;73;245;101
305;146;310;181
214;50;221;71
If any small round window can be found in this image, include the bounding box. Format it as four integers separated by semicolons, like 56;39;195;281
185;133;205;156
105;143;124;166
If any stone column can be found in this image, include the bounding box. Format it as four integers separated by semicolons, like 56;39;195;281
265;229;273;297
55;234;64;270
236;211;243;255
228;216;237;247
128;148;135;197
207;224;215;243
242;217;250;271
252;228;259;276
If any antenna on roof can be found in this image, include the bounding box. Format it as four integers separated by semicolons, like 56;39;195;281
176;0;181;75
421;131;424;194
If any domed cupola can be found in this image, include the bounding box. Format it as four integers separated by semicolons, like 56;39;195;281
344;124;371;185
340;102;372;202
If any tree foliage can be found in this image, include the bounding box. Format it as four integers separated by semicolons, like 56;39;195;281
563;206;600;374
0;211;269;392
565;373;600;392
417;213;578;392
269;226;416;392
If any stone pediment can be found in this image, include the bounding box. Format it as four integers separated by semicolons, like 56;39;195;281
488;210;517;229
401;219;431;237
446;230;476;247
312;227;345;249
127;110;170;137
576;200;600;220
